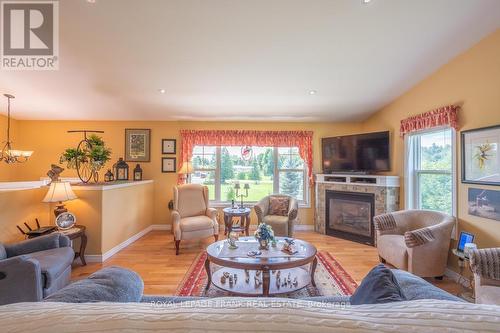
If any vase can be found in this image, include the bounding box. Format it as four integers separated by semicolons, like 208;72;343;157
259;239;269;250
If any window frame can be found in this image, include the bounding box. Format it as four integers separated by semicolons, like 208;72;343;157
405;126;457;217
191;145;310;207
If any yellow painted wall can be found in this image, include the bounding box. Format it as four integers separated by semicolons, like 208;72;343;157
362;29;500;272
0;188;50;243
7;120;361;228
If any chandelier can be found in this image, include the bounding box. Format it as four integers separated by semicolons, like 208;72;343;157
1;94;33;163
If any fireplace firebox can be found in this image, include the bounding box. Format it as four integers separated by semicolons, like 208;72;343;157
325;190;375;246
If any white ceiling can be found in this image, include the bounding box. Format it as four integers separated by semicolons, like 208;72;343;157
1;0;500;122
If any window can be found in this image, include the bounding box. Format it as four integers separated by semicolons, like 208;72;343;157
191;145;308;204
405;128;456;215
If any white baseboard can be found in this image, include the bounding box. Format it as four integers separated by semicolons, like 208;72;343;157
295;224;314;231
84;224;171;263
445;267;470;288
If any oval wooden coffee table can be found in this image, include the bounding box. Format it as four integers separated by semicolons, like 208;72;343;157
205;237;317;296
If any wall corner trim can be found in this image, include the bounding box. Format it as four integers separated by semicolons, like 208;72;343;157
84;224;171;263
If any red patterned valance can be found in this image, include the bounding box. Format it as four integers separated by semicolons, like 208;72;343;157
179;130;313;184
400;105;459;137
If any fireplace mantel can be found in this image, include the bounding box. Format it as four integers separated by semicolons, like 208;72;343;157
314;174;400;238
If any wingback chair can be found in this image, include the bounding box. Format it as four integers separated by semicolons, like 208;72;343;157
254;195;298;237
0;233;74;305
373;210;455;278
171;184;219;255
469;247;500;305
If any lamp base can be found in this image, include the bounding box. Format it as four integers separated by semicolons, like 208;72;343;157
54;203;67;217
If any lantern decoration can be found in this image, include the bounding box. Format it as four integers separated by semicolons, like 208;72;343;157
113;158;129;181
133;164;143;181
104;169;114;182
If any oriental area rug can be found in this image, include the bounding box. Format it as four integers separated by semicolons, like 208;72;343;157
175;251;358;298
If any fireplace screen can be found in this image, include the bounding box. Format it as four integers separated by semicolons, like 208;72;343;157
329;198;372;237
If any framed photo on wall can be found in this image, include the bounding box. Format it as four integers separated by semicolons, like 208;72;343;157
162;139;176;154
125;129;151;162
162;157;176;173
461;124;500;186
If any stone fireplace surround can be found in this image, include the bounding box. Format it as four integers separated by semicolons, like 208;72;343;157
315;174;400;240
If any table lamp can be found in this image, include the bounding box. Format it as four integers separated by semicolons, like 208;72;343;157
178;161;194;183
43;181;77;217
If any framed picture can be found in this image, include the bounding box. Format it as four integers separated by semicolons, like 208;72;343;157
125;129;151;162
468;187;500;221
162;157;176;173
162;139;176;154
456;232;475;255
461;124;500;185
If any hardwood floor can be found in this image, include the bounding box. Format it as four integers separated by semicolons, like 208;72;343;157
72;230;461;296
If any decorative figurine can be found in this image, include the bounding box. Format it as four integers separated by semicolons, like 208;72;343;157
282;238;298;255
47;164;64;183
228;231;239;249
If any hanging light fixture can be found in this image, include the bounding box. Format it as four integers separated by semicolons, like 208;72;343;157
1;94;33;163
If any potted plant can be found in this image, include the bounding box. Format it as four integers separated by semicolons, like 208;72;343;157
254;223;274;250
60;134;112;183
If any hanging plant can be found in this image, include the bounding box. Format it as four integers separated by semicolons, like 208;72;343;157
60;134;112;183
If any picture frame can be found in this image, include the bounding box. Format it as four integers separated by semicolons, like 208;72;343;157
162;139;176;154
162;157;176;173
468;187;500;221
461;124;500;186
125;129;151;162
456;231;475;253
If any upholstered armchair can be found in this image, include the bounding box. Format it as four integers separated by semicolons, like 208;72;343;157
254;195;298;237
0;233;74;305
171;184;219;255
469;247;500;305
373;210;455;278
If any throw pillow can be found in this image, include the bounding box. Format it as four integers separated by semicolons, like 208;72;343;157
350;264;407;305
269;197;289;216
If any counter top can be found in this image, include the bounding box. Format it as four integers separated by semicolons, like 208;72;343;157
0;179;153;192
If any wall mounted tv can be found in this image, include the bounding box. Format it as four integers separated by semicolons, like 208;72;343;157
322;131;390;174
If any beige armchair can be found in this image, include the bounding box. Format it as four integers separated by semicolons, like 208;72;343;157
254;195;298;237
470;247;500;305
172;184;219;255
373;210;455;278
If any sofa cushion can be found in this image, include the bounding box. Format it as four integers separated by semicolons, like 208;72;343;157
377;234;408;270
269;196;289;216
350;264;406;305
26;247;74;289
44;266;144;303
180;216;213;232
0;243;6;260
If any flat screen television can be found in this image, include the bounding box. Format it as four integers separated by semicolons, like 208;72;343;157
322;131;390;173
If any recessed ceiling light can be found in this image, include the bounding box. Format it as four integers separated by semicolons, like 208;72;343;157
361;0;372;4
309;90;317;95
86;0;96;3
158;89;166;94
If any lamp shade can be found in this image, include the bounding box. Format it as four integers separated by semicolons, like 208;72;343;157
178;161;193;174
43;181;77;203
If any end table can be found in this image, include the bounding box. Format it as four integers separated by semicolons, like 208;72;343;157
59;225;88;266
452;249;475;302
223;207;251;236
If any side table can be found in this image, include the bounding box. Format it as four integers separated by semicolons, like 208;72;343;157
452;249;475;302
223;207;251;236
59;225;88;266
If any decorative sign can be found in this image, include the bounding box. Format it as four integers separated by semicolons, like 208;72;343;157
241;146;253;161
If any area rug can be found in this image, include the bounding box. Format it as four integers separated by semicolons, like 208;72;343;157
175;251;358;297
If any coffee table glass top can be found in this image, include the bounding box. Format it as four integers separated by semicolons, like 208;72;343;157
206;237;316;269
